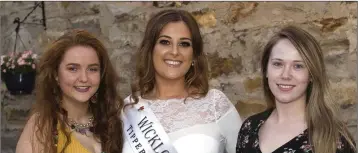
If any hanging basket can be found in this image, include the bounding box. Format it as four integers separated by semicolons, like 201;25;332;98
1;50;38;95
2;71;36;95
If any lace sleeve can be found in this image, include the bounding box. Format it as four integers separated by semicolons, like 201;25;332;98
210;89;233;120
211;89;242;153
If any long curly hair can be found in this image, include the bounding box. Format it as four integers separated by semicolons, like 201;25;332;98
130;9;209;104
31;29;124;153
261;26;356;153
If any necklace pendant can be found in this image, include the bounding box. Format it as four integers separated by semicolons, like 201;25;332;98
78;128;87;135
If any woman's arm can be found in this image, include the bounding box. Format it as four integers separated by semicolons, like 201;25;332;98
16;114;43;153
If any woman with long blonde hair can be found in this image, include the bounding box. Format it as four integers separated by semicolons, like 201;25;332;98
236;26;356;153
16;29;124;153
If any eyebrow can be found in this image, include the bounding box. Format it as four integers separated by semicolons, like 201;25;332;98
271;58;304;62
66;63;100;67
158;35;192;41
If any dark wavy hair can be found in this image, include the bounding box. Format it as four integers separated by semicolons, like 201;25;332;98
130;9;209;104
31;29;124;153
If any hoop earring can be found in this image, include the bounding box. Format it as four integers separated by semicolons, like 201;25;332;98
90;92;98;103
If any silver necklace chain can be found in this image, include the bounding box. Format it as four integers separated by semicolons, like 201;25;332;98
68;116;94;129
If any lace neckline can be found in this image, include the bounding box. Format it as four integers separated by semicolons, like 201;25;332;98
125;89;232;133
139;96;195;103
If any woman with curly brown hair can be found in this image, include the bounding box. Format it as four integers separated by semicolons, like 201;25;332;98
16;29;124;153
121;9;242;153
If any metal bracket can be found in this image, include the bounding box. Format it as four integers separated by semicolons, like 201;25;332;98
13;1;46;53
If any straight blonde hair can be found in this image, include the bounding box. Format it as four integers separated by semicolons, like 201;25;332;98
261;26;356;153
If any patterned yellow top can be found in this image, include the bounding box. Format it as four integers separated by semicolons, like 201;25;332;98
57;124;91;153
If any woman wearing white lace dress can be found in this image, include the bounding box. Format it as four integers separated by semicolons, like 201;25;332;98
121;9;242;153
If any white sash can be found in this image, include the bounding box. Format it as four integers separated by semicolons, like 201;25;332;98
122;100;178;153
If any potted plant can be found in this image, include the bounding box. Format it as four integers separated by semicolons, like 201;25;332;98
1;50;38;95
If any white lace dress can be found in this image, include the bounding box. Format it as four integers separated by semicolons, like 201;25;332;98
122;89;242;153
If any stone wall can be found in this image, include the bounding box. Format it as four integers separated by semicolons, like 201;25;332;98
1;2;357;152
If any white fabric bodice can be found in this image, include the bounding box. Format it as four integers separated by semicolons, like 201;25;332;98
145;89;232;133
122;89;242;153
